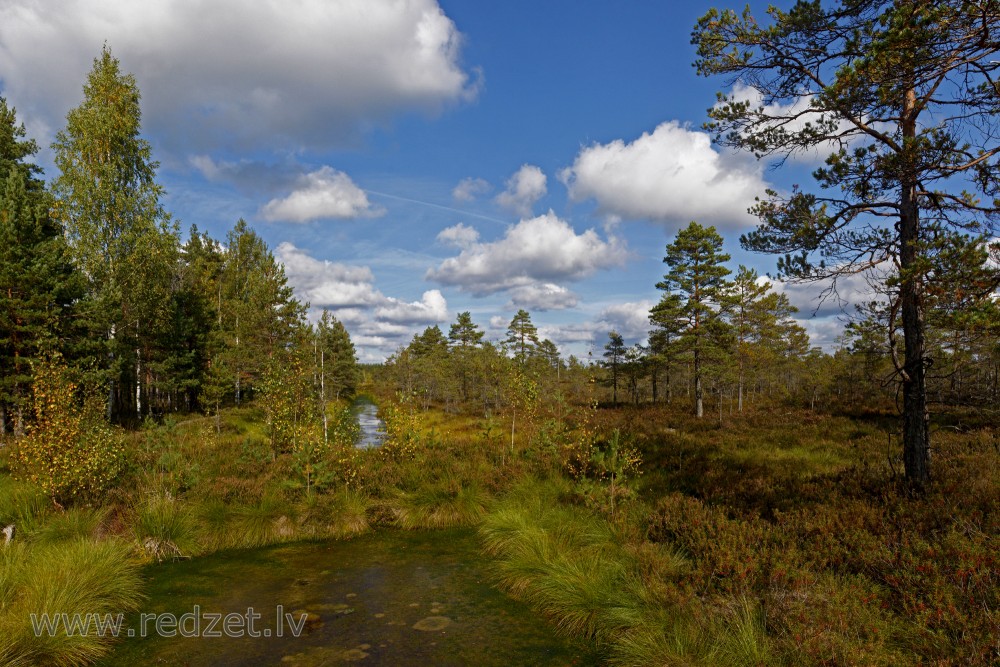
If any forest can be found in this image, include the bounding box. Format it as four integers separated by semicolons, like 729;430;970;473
2;2;1000;666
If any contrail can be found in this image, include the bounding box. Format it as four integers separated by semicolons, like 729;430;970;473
363;189;510;226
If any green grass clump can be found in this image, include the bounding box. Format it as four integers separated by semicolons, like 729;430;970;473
396;478;490;529
131;493;199;561
31;507;107;545
0;539;143;666
0;476;51;536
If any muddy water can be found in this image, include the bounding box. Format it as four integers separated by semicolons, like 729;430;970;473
101;528;599;666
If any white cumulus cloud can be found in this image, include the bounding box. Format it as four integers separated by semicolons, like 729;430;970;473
495;164;547;217
0;0;479;154
426;211;627;300
506;284;579;311
276;242;449;360
261;167;383;222
560;121;767;228
375;290;449;324
276;242;381;307
598;301;657;341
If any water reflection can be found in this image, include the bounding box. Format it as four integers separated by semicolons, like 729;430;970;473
353;396;385;449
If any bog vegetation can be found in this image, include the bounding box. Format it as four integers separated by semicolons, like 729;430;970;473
2;3;1000;666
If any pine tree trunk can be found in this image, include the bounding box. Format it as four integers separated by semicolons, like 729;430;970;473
694;347;703;418
900;86;930;487
738;360;744;413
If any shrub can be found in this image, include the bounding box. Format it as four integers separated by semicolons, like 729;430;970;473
8;358;126;505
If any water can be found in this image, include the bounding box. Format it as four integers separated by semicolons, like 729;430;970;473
353;396;384;449
100;529;598;666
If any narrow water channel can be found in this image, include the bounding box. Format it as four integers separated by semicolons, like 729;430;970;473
352;396;384;449
100;528;599;666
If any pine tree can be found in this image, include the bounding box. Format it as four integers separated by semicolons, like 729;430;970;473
693;0;1000;484
448;311;484;402
602;330;626;406
657;221;732;418
649;291;686;402
505;309;539;363
448;311;485;349
218;219;305;404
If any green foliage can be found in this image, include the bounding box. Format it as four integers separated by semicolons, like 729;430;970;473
52;45;179;422
378;393;422;461
0;476;50;535
0;99;82;437
693;0;1000;483
218;220;305;405
0;539;143;667
656;221;733;417
30;507;107;545
577;429;642;519
505;309;540;363
9;358;127;504
131;492;199;561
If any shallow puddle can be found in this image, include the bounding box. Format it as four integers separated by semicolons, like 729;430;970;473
100;528;599;666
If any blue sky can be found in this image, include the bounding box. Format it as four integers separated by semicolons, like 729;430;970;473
0;0;858;361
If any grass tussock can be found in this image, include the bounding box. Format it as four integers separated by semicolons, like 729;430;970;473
131;493;199;561
31;507;108;545
0;539;143;667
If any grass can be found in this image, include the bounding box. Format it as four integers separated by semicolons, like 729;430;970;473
0;539;143;667
30;507;107;545
473;405;999;666
2;398;996;666
131;493;199;561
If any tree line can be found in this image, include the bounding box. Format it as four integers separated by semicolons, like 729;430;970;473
0;47;357;436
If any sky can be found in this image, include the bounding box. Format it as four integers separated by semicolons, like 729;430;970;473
0;0;866;361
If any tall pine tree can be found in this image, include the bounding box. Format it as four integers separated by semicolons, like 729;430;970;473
657;222;732;418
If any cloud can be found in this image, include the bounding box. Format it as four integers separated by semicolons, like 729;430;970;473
189;155;301;195
276;242;381;307
276;242;448;360
771;269;885;320
723;82;858;163
560;121;768;228
426;211;627;299
260;167;383;222
375;290;448;324
452;177;492;202
495;165;547;216
506;284;579;311
0;0;480;154
436;222;480;248
598;301;656;340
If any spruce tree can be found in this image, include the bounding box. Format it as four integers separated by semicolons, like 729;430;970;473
0;100;83;435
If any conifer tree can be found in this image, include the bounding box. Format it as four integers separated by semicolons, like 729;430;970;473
602;330;626;406
694;0;1000;484
657;222;732;418
505;309;539;363
0;99;82;435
